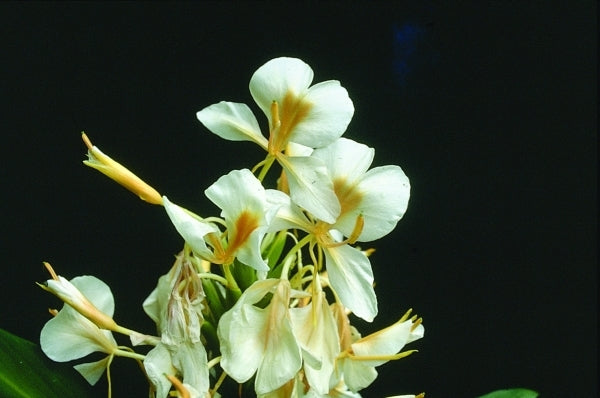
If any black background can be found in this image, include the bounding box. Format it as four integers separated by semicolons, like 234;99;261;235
1;2;596;397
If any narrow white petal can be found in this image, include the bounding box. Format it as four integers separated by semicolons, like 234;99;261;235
351;320;412;367
287;81;354;148
171;342;210;395
197;101;268;150
279;155;340;224
323;244;377;322
73;356;111;385
163;196;218;259
144;344;176;398
250;57;314;122
290;292;339;394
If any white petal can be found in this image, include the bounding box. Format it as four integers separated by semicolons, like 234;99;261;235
265;189;313;233
73;356;111;385
351;320;412;367
287;81;354;148
254;281;302;394
312;138;374;183
278;155;340;224
323;244;377;322
171;342;210;395
163;196;219;260
205;169;270;270
407;323;425;343
144;343;176;398
250;57;314;123
217;279;279;383
197;101;268;150
290;292;339;394
341;357;377;392
336;165;410;242
205;169;266;223
235;224;270;272
70;276;115;317
40;305;117;361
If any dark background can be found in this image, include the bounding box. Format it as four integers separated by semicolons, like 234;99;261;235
1;2;596;397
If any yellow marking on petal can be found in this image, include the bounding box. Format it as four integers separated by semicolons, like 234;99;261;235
333;177;364;218
223;210;260;263
81;133;163;205
268;92;313;154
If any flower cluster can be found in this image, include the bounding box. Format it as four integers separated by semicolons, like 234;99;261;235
39;57;423;398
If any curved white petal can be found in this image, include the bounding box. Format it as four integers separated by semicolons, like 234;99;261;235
171;342;210;395
218;279;301;393
205;169;271;270
290;291;339;394
323;244;377;322
265;189;313;233
205;169;266;224
335;165;410;242
250;57;314;122
340;358;378;392
144;343;176;398
254;281;302;394
279;155;340;224
73;356;112;385
235;224;270;272
312;138;374;183
163;196;218;260
70;276;115;317
40;305;117;361
197;101;268;150
407;323;425;343
287;81;354;149
351;320;412;367
218;279;279;383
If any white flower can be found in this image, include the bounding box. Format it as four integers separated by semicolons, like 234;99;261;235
197;57;355;223
265;191;377;321
335;309;424;392
40;274;118;385
266;138;411;322
312;138;410;242
217;279;302;394
163;169;279;271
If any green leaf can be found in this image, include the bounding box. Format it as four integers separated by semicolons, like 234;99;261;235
478;388;539;398
0;328;95;398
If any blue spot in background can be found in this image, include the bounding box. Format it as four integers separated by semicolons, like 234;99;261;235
392;22;437;90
